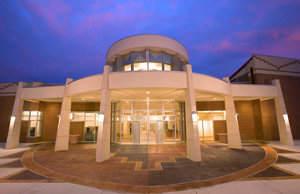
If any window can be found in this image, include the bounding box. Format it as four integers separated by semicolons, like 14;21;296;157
21;111;43;137
120;51;177;72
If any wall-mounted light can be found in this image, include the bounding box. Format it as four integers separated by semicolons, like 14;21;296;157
98;112;104;123
192;111;198;122
57;115;61;118
235;113;239;121
283;113;288;121
70;113;74;120
10;116;16;123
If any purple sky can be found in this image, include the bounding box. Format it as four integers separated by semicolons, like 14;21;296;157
0;0;300;84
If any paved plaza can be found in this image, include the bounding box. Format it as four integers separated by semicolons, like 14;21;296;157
0;140;300;193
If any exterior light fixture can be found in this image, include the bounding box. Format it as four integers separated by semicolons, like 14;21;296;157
82;99;85;100
235;113;239;121
10;116;16;123
57;115;61;118
283;113;288;121
213;98;216;100
70;113;74;120
146;92;149;94
192;111;198;122
98;112;104;123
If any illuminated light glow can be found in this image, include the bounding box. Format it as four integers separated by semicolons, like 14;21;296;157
129;62;171;71
165;116;169;121
147;97;149;99
70;113;73;120
192;111;198;122
124;64;131;71
283;113;289;121
146;92;149;94
164;64;171;71
213;98;216;100
98;112;104;122
235;113;239;122
82;99;85;101
31;111;38;116
134;62;147;71
10;116;16;123
149;62;162;70
117;117;119;121
128;116;131;121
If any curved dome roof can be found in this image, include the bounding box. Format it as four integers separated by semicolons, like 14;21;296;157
106;34;189;63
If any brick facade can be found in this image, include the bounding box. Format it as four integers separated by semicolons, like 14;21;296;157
70;122;85;141
71;102;100;111
255;73;300;139
261;99;279;141
196;101;225;111
234;101;256;140
213;120;227;141
41;102;61;141
0;96;15;142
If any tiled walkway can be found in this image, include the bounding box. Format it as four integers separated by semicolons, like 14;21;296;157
0;141;300;193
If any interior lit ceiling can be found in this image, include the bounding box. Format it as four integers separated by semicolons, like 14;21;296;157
30;88;272;103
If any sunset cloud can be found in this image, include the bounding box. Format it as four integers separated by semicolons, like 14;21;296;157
0;0;299;83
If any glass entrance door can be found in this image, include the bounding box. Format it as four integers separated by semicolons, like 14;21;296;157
140;121;156;144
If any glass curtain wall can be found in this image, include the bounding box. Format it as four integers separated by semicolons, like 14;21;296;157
122;50;174;71
70;112;99;141
197;111;226;141
21;111;43;138
111;100;185;144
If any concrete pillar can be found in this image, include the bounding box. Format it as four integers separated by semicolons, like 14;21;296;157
5;82;24;149
272;79;294;145
96;65;112;162
54;78;73;151
183;64;201;161
223;77;242;149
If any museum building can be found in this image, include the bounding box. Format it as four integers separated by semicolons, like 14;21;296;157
0;35;298;162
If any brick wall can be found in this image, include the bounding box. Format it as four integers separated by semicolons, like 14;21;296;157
252;100;264;140
71;102;100;111
255;73;300;139
23;101;39;111
41;102;61;141
70;122;84;141
20;121;28;143
261;99;279;141
0;96;15;142
234;101;256;140
213;120;227;141
196;101;225;111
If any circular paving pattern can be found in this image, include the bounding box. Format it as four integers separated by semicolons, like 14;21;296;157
22;142;277;193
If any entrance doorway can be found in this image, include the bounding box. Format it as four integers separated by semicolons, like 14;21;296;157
140;121;156;144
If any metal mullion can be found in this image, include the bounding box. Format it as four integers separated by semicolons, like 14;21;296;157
174;100;176;143
162;52;165;71
147;48;149;71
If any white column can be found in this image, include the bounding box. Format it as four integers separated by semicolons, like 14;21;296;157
5;82;24;149
54;78;73;151
96;65;112;162
223;77;242;149
184;64;201;161
272;79;294;145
